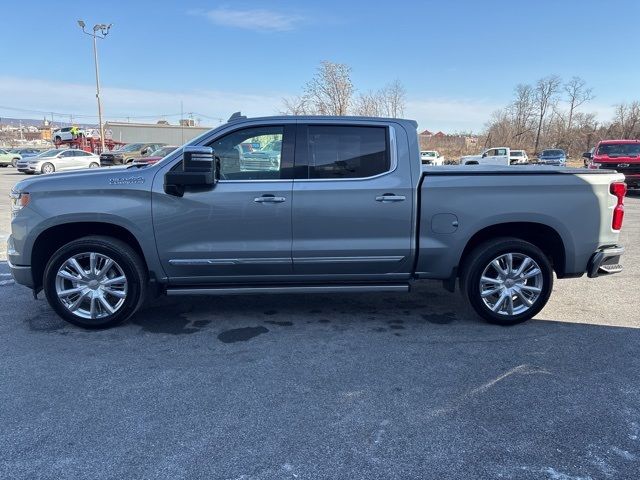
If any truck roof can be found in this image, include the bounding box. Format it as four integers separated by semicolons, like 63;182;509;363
597;139;640;145
227;115;418;129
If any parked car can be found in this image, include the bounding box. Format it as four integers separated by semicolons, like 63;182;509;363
132;146;179;166
420;150;445;165
582;147;595;167
0;148;21;168
11;148;42;159
8;115;626;329
509;150;529;165
461;147;510;165
52;127;89;143
100;143;166;166
16;148;100;174
240;139;282;171
536;149;567;166
585;140;640;189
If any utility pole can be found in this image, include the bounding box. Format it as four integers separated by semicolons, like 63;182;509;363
180;101;184;144
78;20;112;152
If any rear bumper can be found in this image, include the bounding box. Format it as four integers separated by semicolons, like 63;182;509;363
7;257;34;288
587;245;624;278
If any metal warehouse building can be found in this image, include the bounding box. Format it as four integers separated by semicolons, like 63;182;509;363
105;122;212;145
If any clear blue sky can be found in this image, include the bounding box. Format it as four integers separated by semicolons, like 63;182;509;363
0;0;638;132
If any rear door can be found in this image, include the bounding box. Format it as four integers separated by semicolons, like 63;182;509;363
291;122;414;277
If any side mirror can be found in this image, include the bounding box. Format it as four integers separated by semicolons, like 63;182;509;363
482;152;487;158
582;152;592;159
164;146;217;197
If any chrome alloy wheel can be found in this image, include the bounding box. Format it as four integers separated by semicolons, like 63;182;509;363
479;253;543;316
55;252;128;320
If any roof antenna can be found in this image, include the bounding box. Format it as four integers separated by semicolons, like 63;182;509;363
228;112;246;122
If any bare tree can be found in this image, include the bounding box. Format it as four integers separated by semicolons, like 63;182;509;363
281;95;309;115
353;90;383;117
611;101;640;138
379;80;406;118
507;84;535;146
564;77;593;132
533;75;562;154
303;61;353;115
353;80;407;118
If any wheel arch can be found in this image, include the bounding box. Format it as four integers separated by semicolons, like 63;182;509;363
31;222;149;291
459;222;567;277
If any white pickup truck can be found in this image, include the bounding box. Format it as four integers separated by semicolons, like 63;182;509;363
461;147;510;166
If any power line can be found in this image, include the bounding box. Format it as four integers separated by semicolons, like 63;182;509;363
0;105;194;121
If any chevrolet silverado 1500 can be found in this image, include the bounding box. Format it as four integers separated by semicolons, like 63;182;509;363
8;115;626;329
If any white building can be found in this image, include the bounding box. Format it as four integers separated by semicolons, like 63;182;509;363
105;121;212;145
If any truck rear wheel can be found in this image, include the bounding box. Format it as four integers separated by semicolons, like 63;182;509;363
43;236;147;329
461;237;553;325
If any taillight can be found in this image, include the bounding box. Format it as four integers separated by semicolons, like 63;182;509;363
610;182;627;230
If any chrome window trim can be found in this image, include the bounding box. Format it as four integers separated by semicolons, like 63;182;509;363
296;124;398;183
156;119;400;184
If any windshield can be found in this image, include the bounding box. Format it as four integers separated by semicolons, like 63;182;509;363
421;151;436;157
511;151;523;156
541;149;564;156
597;143;640;157
36;149;61;157
118;143;144;152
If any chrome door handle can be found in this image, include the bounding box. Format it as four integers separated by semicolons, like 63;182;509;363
254;195;286;203
375;194;406;202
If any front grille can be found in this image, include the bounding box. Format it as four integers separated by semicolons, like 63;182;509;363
241;158;277;171
600;162;640;175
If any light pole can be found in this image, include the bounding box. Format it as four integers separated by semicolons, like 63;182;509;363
78;20;112;152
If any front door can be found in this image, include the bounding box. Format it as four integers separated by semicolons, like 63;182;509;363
152;123;296;283
292;123;414;277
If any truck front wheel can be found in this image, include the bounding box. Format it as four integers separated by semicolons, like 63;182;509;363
43;236;147;329
461;238;553;325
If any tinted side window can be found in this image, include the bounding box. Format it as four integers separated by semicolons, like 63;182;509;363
207;125;292;181
306;125;389;179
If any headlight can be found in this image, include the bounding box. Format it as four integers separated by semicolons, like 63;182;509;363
9;190;30;218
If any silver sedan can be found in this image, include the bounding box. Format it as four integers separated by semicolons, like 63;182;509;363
17;149;101;174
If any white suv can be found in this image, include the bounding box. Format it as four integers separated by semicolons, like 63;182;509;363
52;127;88;142
420;150;445;165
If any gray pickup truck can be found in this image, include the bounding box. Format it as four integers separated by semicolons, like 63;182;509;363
8;115;627;329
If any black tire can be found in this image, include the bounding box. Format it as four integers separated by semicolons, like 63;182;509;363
43;236;147;329
0;164;7;168
89;162;99;168
41;162;55;174
460;237;553;325
12;158;19;167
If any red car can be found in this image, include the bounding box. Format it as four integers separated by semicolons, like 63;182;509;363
586;140;640;189
132;146;179;166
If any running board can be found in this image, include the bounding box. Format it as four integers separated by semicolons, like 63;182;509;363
166;284;410;296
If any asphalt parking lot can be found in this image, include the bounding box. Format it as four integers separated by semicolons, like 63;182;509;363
1;167;639;479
